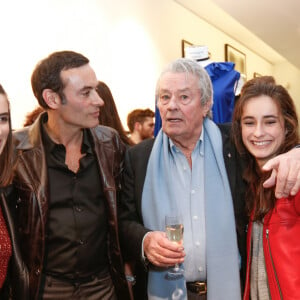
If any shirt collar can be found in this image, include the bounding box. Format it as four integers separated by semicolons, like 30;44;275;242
41;122;93;155
168;126;204;155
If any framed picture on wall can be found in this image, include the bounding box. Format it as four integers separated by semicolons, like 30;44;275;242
181;39;193;57
253;72;262;78
225;44;246;80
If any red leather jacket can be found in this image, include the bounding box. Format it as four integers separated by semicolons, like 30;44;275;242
243;192;300;300
12;113;130;300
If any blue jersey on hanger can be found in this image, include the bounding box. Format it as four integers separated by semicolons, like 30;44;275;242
205;62;240;123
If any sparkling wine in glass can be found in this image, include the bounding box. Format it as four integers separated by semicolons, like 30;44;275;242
165;215;184;279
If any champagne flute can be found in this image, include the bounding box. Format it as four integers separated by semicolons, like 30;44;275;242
165;215;184;279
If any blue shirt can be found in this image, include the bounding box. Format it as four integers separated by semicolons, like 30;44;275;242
169;129;206;281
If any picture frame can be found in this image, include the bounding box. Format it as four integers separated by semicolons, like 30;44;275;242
225;44;247;80
181;39;193;58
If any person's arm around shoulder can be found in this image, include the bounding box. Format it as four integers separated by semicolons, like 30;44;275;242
263;147;300;198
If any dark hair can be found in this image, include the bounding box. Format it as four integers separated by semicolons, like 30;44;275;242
0;84;13;187
232;76;299;220
96;81;134;146
31;50;89;108
127;108;154;133
23;106;44;127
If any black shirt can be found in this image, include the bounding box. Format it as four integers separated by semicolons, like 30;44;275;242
42;124;109;280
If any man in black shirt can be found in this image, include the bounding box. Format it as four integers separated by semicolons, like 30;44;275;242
13;51;130;300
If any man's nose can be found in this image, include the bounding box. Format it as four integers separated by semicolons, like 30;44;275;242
93;90;104;106
167;95;179;109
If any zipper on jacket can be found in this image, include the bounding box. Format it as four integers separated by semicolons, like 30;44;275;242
244;245;251;300
266;229;283;300
243;224;251;300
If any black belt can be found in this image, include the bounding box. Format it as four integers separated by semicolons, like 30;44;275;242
45;269;109;285
186;281;207;295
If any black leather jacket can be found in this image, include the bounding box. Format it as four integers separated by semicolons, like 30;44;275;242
12;113;130;300
0;186;29;300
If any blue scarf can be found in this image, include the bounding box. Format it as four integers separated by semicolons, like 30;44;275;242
142;118;241;300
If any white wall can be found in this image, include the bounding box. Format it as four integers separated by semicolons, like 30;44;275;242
273;62;300;103
0;0;299;129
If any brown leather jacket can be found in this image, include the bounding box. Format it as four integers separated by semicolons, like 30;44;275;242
12;113;130;300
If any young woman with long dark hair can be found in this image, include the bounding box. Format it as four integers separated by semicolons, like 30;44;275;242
232;76;300;300
0;84;28;299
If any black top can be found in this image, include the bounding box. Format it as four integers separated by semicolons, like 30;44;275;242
0;185;29;300
42;125;109;280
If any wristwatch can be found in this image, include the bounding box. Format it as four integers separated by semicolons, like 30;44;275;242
126;274;136;285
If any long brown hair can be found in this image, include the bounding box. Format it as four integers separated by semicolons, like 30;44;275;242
232;76;299;221
96;81;134;146
0;84;13;187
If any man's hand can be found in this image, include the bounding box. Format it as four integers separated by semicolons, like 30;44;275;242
262;148;300;198
143;231;185;268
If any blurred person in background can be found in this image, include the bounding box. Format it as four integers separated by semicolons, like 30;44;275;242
96;81;134;147
23;106;44;127
127;108;154;144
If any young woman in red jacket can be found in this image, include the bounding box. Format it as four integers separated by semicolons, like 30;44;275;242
232;76;300;300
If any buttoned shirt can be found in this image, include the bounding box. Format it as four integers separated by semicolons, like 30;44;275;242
169;129;206;281
42;125;109;280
